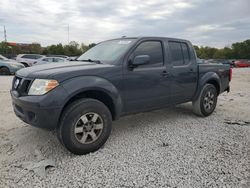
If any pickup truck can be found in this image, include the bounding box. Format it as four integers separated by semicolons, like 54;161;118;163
11;37;231;155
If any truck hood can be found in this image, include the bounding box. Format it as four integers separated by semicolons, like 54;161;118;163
16;61;115;82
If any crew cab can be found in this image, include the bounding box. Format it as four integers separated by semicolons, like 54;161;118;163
11;37;231;155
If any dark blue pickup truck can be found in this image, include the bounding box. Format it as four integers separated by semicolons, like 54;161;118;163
11;37;231;154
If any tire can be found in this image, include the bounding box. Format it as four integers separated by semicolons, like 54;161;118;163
192;84;218;117
0;67;11;75
57;98;112;155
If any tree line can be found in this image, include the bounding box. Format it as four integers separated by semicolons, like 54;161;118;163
0;41;96;57
0;39;249;59
194;39;250;59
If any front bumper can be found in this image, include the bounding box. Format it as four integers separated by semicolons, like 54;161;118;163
11;85;67;130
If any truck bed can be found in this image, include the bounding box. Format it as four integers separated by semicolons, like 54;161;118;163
198;63;230;94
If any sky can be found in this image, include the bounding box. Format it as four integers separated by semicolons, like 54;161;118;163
0;0;249;47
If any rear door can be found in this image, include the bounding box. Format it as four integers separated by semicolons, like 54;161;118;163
23;55;38;64
123;40;171;112
168;41;198;103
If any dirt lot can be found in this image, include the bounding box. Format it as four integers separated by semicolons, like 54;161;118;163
0;68;250;187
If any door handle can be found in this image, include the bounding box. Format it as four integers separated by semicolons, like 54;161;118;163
161;71;170;77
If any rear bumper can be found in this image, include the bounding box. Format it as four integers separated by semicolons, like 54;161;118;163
11;86;67;130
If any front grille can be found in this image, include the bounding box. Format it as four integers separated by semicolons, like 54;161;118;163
12;76;32;96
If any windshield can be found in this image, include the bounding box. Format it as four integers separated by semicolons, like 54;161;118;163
0;55;9;61
77;39;136;64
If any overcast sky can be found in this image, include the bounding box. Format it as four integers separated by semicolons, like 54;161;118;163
0;0;249;47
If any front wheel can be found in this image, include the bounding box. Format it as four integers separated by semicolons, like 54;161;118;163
57;98;112;155
193;84;218;116
0;67;10;75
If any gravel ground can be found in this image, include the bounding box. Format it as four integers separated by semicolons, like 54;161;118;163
0;68;250;187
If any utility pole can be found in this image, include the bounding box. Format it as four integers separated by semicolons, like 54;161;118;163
67;24;69;44
4;25;7;42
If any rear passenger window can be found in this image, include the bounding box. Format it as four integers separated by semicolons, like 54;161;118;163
181;43;190;64
133;41;164;68
43;58;53;62
169;41;190;66
22;55;32;59
35;55;42;59
30;55;37;59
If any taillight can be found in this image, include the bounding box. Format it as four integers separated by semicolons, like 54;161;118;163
229;67;232;81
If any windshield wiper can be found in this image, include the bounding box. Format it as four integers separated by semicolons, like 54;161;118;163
77;59;102;64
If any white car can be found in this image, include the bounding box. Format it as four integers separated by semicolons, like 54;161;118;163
33;57;68;66
16;54;44;67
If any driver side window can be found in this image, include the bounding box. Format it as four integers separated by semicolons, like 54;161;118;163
133;41;164;68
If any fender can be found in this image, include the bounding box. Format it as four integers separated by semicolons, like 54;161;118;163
61;76;123;119
192;72;221;101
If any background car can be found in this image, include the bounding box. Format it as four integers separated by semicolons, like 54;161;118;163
67;56;79;61
33;57;68;66
197;58;205;64
205;59;235;67
16;54;45;67
46;55;69;59
234;60;250;67
0;55;25;75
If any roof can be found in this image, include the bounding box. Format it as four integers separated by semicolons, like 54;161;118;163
106;36;191;43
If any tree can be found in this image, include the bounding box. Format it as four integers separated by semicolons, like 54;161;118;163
0;42;9;54
45;43;64;55
29;43;43;54
194;39;250;59
80;43;89;53
64;41;82;56
1;38;249;59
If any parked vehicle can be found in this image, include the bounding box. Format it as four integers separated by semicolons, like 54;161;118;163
205;59;235;67
46;55;69;59
11;37;231;155
234;60;250;67
0;55;25;75
197;58;205;64
16;54;44;67
33;57;68;66
68;56;79;61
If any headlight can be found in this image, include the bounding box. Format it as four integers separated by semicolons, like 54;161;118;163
11;64;24;69
28;79;59;95
10;64;19;68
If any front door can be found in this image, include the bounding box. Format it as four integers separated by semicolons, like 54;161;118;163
123;40;171;113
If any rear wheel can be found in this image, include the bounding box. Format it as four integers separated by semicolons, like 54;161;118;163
57;98;112;155
0;67;11;75
193;84;218;116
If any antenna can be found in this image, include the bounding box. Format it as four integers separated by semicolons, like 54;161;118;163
4;25;7;42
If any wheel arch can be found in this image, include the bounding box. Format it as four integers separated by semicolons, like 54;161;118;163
61;89;118;121
0;66;11;74
58;76;123;124
20;62;29;67
193;72;221;101
206;79;220;95
0;65;10;69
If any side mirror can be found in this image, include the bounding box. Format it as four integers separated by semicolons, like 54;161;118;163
132;55;150;66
